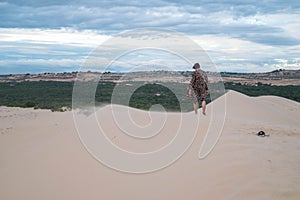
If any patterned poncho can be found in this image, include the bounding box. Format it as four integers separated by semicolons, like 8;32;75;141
189;69;208;102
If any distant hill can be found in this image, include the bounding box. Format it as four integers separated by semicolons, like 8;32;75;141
0;69;299;85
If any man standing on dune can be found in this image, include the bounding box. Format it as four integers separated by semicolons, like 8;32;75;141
189;63;209;115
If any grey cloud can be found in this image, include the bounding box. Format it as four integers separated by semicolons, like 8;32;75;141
222;25;300;46
164;0;300;15
2;1;299;28
237;34;300;46
1;1;300;46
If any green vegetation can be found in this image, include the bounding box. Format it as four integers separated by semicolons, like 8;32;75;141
0;81;299;112
95;81;195;112
0;81;73;112
130;84;180;111
224;82;300;102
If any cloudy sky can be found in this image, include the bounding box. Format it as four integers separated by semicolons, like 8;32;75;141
1;0;300;74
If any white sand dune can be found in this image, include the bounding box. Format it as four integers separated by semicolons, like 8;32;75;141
0;90;300;200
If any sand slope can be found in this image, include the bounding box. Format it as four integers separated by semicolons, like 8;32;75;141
0;90;299;200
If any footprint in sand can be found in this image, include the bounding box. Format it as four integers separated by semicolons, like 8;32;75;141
0;127;13;135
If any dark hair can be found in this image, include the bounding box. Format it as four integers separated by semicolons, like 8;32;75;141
193;63;200;69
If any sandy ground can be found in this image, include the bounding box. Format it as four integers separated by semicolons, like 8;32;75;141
0;90;300;200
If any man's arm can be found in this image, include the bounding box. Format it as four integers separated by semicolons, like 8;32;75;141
204;72;209;93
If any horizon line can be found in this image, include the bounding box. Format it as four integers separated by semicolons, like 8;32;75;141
0;68;296;76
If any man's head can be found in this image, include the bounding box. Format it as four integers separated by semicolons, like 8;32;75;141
193;63;200;69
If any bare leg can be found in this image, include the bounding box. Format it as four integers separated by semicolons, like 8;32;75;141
193;102;198;114
202;100;206;115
